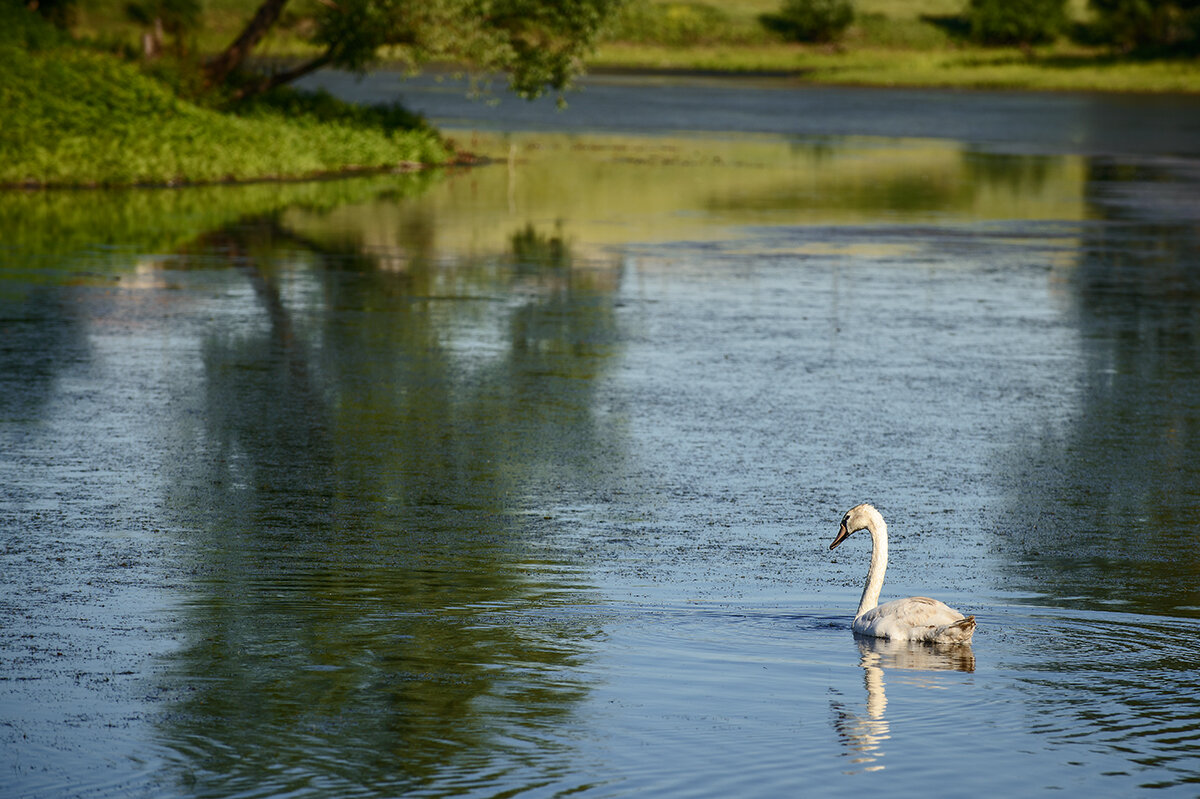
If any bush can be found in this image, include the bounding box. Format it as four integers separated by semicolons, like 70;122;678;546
27;0;77;28
1088;0;1200;52
761;0;855;44
967;0;1068;46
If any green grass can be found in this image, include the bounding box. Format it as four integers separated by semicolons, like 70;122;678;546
1;4;450;188
584;0;1200;93
16;0;1200;165
590;41;1200;92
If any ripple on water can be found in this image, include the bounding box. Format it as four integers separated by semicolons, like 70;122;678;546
984;605;1200;790
527;600;1200;797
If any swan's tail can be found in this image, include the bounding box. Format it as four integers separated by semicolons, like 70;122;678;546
931;615;975;644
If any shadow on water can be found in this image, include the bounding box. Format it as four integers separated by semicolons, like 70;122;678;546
153;211;624;795
997;156;1200;618
0;174;626;796
981;157;1200;790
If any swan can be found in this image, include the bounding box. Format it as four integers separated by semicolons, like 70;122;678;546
829;503;975;644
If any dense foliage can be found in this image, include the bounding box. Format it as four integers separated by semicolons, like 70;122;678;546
24;0;76;27
760;0;856;44
204;0;625;101
1089;0;1200;51
966;0;1068;45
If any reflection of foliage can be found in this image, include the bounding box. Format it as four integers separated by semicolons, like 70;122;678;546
510;222;571;269
150;205;621;794
0;172;438;269
690;138;1079;221
962;151;1055;194
999;157;1200;618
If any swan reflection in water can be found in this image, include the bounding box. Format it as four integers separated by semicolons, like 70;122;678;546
830;635;975;773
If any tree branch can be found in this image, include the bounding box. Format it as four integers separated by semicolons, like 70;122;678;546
203;0;293;90
231;51;336;101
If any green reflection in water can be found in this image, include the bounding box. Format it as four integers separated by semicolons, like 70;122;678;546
152;205;623;796
0;173;441;275
134;132;1095;794
283;132;1087;265
0;129;1125;796
998;158;1200;619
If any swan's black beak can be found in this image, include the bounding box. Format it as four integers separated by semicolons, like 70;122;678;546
829;522;851;550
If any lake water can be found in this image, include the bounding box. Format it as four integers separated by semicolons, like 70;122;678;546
3;73;1200;797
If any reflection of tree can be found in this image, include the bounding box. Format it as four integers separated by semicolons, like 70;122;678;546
998;157;1200;617
703;142;1074;217
830;636;975;774
510;221;569;269
961;151;1055;195
159;216;623;795
0;290;85;429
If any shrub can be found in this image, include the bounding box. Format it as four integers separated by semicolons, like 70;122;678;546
1088;0;1200;52
26;0;77;28
967;0;1068;46
761;0;855;44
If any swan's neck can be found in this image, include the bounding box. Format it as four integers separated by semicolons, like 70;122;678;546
856;519;887;618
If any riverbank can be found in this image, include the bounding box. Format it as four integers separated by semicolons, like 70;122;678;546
0;8;451;189
65;0;1200;96
588;43;1200;93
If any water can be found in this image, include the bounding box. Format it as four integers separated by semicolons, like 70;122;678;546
3;74;1200;797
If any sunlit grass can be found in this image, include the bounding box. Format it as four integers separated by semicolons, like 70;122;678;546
63;0;1199;96
0;7;450;188
589;42;1200;92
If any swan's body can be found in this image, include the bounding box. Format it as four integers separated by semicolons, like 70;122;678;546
829;504;975;644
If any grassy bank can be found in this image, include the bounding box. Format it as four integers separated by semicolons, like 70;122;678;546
63;0;1200;94
589;0;1200;93
1;5;450;188
589;42;1200;92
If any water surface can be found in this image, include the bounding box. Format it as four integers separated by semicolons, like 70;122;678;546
3;77;1200;797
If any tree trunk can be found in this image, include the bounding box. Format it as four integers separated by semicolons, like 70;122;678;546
202;0;292;90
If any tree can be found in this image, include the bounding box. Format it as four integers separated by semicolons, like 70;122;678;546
760;0;855;44
1089;0;1200;51
202;0;626;102
966;0;1068;46
126;0;202;58
25;0;77;28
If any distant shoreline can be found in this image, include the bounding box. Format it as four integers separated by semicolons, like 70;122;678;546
263;54;1200;96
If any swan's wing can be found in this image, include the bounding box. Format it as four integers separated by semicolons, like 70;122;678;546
854;596;966;640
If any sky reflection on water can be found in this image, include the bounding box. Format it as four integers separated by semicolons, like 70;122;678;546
3;83;1200;797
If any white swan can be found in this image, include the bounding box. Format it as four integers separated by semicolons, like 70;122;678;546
829;503;975;644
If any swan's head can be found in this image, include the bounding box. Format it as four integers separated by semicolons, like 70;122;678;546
829;503;884;550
